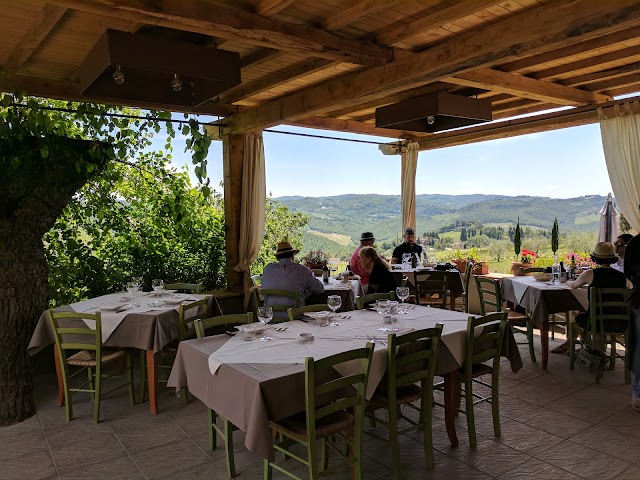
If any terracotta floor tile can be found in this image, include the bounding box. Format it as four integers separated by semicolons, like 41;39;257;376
517;406;592;438
570;424;640;464
441;436;529;477
497;457;582;479
3;449;58;480
128;439;211;479
58;455;144;480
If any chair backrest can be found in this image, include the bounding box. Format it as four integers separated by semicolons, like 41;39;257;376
165;282;203;293
386;325;443;398
520;267;543;275
305;343;374;441
464;312;507;373
356;292;395;310
250;274;262;287
288;304;331;321
463;262;473;293
194;313;254;338
178;298;210;341
475;277;502;315
261;288;300;313
415;271;448;308
588;287;630;335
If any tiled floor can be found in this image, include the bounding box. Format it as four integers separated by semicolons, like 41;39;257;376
3;337;639;480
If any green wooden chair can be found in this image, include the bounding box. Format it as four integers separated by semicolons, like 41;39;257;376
570;288;630;384
193;313;254;478
476;276;536;363
287;304;331;321
47;310;135;422
520;267;544;275
164;282;203;293
264;343;375;480
454;262;474;313
366;325;443;476
459;312;507;448
261;288;300;323
415;271;448;309
355;292;395;310
520;267;569;340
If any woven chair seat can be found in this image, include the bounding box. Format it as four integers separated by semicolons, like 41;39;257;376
457;363;493;379
370;384;422;407
67;348;127;367
271;410;354;441
507;310;528;325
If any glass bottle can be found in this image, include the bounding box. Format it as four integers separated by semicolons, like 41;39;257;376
551;255;560;284
322;265;329;283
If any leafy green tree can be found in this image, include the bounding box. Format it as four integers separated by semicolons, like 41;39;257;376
551;217;559;254
620;213;632;233
514;218;522;258
460;227;467;242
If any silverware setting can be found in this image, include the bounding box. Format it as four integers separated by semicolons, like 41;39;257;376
273;326;288;332
366;335;387;346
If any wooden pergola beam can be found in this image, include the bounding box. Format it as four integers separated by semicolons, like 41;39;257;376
445;67;611;106
290;116;425;140
377;0;505;46
52;0;394;67
6;5;67;71
223;0;640;134
255;0;295;17
413;96;640;151
322;0;402;32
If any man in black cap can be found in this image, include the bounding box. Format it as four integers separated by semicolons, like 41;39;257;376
391;227;423;264
350;232;375;289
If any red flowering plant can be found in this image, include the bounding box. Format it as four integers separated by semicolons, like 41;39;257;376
301;249;328;265
520;249;537;264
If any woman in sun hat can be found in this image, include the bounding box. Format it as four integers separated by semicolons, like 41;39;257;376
552;242;633;354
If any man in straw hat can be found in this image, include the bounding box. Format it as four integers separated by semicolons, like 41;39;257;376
262;241;325;318
551;242;632;355
350;232;375;290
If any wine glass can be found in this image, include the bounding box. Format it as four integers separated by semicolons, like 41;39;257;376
151;278;164;305
396;286;410;314
402;253;411;268
257;306;273;341
126;281;138;307
327;295;342;326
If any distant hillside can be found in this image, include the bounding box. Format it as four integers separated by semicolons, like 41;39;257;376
277;193;608;254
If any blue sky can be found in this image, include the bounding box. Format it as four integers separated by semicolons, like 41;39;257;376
166;122;612;199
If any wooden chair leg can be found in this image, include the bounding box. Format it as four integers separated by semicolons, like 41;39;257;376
527;320;537;363
263;458;272;480
422;393;434;470
208;409;217;450
491;374;501;437
93;365;101;423
87;366;94;402
223;419;236;478
388;403;401;480
569;323;576;370
138;349;147;404
127;353;135;405
465;378;477;448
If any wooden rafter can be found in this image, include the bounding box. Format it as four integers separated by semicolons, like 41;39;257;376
240;48;281;69
290;116;426;140
377;0;505;46
445;67;611;106
6;5;67;71
51;0;393;67
255;0;295;17
223;0;640;134
322;0;402;32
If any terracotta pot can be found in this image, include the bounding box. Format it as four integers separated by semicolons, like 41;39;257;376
451;259;467;272
304;262;326;270
511;261;532;276
471;261;489;275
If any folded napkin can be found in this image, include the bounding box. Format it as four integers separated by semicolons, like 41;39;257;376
97;303;129;312
163;297;197;305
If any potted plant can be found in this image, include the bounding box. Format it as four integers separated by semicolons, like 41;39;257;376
451;248;489;274
511;248;538;275
300;249;328;270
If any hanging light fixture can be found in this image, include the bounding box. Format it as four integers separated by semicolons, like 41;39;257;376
112;65;125;85
171;73;182;92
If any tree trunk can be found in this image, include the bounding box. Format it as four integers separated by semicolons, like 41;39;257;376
0;136;111;425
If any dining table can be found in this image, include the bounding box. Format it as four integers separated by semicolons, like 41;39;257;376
501;276;588;369
167;306;522;460
28;291;221;415
391;267;464;309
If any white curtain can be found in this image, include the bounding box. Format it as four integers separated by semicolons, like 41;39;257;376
401;142;419;231
233;132;266;301
599;104;640;232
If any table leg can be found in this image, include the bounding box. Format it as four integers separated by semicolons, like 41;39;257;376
449;292;456;310
541;318;549;370
146;350;159;415
54;350;64;407
443;371;459;448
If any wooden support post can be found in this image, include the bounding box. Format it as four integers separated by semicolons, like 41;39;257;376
223;134;245;292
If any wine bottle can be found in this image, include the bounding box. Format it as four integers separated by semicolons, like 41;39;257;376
322;265;329;283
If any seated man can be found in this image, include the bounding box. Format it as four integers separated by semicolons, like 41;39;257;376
391;227;423;264
261;241;325;318
612;233;633;273
350;232;375;290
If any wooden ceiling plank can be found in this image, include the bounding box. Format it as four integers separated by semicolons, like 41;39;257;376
224;0;640;133
446;67;611;105
255;0;296;17
322;0;402;31
560;61;640;87
51;0;393;66
6;4;68;71
217;58;336;104
377;0;505;46
240;48;282;69
290;115;425;139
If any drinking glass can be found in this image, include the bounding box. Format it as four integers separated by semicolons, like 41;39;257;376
151;278;164;305
239;324;256;341
327;295;342;326
131;276;142;289
402;253;411;268
551;263;560;284
257;306;273;341
316;311;330;327
388;315;404;332
396;286;410;314
126;281;138;307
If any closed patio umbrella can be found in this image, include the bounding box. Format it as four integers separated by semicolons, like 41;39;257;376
597;193;619;244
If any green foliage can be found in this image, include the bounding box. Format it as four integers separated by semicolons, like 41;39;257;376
514;218;522;257
551;217;559;253
620;213;632;233
44;154;226;306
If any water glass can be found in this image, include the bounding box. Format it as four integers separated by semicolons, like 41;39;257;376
551;264;560;284
257;306;273;341
151;278;164;305
327;295;342;326
388;315;404;332
126;282;138;307
316;311;330;327
239;324;256;341
402;253;411;268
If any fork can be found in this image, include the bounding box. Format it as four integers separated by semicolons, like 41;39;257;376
274;326;288;332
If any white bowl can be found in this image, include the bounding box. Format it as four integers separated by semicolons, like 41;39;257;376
299;332;315;342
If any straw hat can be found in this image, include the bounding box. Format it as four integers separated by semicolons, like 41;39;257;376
360;232;375;241
591;242;617;261
275;241;299;255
